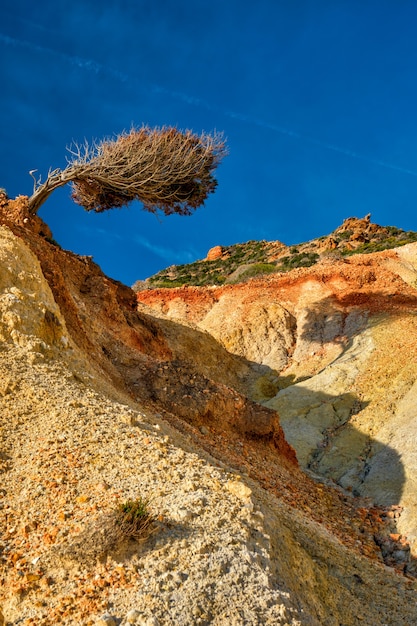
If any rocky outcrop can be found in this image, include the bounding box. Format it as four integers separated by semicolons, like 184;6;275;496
137;245;417;558
1;197;417;624
146;214;415;287
205;245;224;260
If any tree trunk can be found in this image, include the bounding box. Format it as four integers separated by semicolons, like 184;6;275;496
28;171;69;215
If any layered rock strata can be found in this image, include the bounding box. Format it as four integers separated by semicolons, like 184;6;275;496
1;197;417;624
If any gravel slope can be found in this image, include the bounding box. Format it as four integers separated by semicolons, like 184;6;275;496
1;218;417;625
0;344;302;625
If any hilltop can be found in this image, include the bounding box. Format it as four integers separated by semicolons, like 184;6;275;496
1;194;417;624
142;213;417;288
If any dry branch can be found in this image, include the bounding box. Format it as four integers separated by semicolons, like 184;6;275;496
27;126;227;216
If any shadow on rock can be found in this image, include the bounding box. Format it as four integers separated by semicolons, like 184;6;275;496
266;293;417;574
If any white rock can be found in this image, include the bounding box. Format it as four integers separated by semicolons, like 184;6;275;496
96;614;117;626
175;508;194;522
125;609;141;623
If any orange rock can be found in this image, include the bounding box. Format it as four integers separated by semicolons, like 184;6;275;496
76;495;90;504
206;245;223;261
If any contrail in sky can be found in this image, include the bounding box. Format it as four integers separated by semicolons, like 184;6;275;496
223;110;417;178
0;33;129;83
2;32;417;179
148;85;417;179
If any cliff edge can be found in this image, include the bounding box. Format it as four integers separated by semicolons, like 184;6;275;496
1;195;417;624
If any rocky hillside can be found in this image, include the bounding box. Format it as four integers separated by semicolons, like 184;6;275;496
1;194;417;625
137;239;417;550
142;214;417;287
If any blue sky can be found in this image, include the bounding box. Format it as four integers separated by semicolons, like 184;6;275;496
2;1;417;286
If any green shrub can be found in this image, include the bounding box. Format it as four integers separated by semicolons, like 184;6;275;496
278;252;319;270
239;263;277;279
386;226;402;236
336;230;353;240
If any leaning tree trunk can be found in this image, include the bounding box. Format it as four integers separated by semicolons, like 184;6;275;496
28;169;70;215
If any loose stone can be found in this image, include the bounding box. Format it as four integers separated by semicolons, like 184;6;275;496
96;613;117;626
125;608;142;623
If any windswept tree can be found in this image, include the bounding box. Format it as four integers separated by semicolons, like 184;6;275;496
27;126;227;216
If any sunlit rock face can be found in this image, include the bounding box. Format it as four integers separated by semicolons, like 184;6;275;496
0;225;68;352
1;198;417;624
206;244;224;260
137;242;417;552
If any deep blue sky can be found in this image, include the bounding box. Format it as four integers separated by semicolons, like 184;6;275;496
2;1;417;286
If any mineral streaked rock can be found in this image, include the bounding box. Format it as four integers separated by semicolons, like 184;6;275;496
138;241;417;556
1;198;417;624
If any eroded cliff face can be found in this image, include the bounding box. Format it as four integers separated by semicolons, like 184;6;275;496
1;196;417;625
137;244;417;555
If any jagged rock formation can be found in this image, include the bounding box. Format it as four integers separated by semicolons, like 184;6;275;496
1;196;417;624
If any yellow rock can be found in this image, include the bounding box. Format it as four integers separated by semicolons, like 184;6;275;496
76;495;90;504
226;479;252;500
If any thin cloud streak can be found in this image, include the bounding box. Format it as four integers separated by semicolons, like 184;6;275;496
0;33;128;82
224;110;417;178
133;234;197;264
2;32;417;179
77;226;196;265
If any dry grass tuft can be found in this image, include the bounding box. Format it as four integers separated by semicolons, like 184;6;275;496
112;497;154;543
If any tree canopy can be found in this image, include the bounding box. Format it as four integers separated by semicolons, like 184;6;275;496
28;126;227;216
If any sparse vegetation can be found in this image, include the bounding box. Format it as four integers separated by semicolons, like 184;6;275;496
231;262;278;282
53;497;155;566
139;219;417;289
336;230;353;240
320;249;344;261
342;232;417;256
277;252;319;271
147;240;284;287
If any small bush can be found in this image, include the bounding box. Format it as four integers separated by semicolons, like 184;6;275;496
238;262;277;280
336;230;353;240
113;497;153;543
278;252;319;270
386;226;402;236
320;249;343;261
